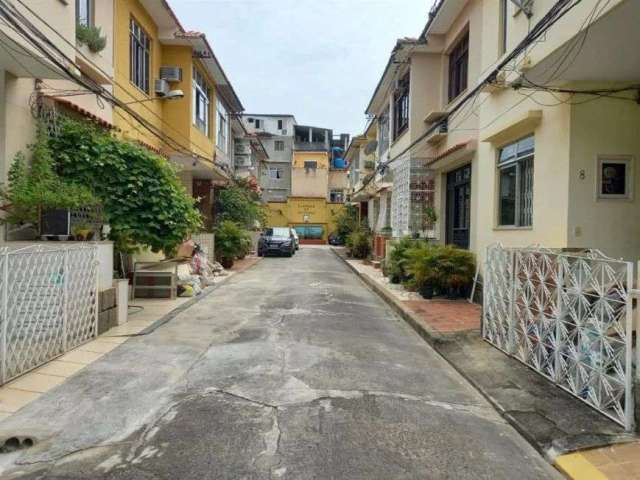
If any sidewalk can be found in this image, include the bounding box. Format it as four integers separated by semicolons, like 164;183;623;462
0;256;261;421
333;249;637;479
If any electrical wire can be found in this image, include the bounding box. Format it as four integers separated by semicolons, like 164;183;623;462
0;0;220;165
351;0;588;198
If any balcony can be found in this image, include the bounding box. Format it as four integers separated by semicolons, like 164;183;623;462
294;125;330;152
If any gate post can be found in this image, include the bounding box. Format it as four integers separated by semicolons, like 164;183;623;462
625;261;635;431
554;255;564;384
62;249;68;353
1;250;8;384
508;249;518;354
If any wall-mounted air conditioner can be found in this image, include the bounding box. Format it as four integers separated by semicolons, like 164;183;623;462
155;79;170;97
160;66;183;82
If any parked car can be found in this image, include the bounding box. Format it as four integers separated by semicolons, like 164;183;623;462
290;228;300;250
258;228;296;257
328;233;344;246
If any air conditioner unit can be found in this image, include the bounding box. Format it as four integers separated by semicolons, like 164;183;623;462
155;79;170;97
436;120;448;134
160;66;183;82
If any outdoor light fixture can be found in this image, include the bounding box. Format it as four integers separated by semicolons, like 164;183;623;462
124;89;185;105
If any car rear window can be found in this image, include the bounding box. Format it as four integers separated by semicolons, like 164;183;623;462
265;228;290;237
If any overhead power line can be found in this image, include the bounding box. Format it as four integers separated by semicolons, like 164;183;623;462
0;0;220;165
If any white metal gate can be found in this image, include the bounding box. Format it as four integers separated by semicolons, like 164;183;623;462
483;244;634;430
0;244;98;384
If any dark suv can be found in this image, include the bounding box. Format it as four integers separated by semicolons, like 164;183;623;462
257;228;296;257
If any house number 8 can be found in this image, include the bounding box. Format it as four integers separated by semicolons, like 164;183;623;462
579;169;586;180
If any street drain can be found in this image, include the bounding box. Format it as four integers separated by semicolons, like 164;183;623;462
0;436;35;453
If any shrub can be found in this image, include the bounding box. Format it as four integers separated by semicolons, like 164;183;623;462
48;118;202;254
346;228;372;259
333;205;360;244
216;184;265;230
386;237;421;284
76;24;107;53
405;244;476;298
0;126;97;233
215;221;251;267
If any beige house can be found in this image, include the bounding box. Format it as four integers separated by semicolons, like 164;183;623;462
0;0;115;241
473;0;640;262
357;0;640;264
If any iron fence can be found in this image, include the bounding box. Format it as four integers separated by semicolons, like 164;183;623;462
0;244;98;384
483;244;634;430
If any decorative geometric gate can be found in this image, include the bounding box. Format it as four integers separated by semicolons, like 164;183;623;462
483;244;634;430
0;244;98;384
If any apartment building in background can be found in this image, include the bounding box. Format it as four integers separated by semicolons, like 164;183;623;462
242;114;296;202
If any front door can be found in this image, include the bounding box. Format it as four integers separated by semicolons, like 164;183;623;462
446;164;471;249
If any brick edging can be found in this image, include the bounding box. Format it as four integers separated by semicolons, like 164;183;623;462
331;249;447;345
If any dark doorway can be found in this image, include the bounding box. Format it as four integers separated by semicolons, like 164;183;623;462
446;164;471;249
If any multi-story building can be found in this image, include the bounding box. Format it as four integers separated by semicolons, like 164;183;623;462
356;0;640;266
113;0;245;228
0;0;116;241
243;114;296;202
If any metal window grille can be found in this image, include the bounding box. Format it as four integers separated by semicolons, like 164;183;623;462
0;244;98;385
483;244;634;430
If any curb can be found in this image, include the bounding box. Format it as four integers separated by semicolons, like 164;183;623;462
332;249;448;345
330;249;583;469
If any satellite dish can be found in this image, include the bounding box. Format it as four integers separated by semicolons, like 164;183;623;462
364;141;378;156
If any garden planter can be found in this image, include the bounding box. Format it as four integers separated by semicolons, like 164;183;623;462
219;257;234;269
419;284;435;299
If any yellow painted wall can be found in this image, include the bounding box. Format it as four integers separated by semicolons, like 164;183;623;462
113;0;164;150
265;198;345;242
113;0;216;160
293;151;329;169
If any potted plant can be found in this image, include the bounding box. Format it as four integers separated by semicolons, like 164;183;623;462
380;226;393;238
423;206;438;239
406;244;442;299
438;246;476;298
215;220;249;269
72;223;93;241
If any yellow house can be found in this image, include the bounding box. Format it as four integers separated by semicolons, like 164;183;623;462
113;0;244;227
265;198;343;244
263;124;348;243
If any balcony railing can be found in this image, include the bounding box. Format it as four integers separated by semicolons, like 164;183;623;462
294;141;328;152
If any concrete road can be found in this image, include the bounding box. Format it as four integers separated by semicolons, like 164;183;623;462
0;248;560;479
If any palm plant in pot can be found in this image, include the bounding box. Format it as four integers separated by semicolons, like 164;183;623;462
406;244;441;299
438;246;476;298
215;220;248;269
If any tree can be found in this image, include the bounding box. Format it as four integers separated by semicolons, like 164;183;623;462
0;126;97;234
216;183;265;229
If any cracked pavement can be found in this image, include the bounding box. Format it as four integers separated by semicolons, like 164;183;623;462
0;248;560;479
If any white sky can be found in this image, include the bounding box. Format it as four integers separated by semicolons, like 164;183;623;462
169;0;433;136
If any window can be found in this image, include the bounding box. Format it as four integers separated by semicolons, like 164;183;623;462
130;18;150;93
304;161;317;171
76;0;93;26
267;167;282;179
330;190;345;203
216;99;228;152
248;118;254;123
448;32;469;102
498;136;534;227
499;0;508;55
597;156;634;199
255;119;262;129
192;67;210;135
278;119;283;130
393;73;410;139
274;140;285;152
